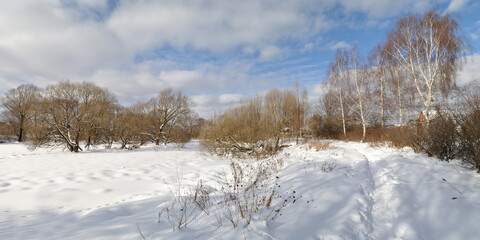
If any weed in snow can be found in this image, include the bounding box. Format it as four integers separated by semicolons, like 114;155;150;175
156;153;296;235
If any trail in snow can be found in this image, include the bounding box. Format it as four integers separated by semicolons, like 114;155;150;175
355;150;375;239
335;142;480;240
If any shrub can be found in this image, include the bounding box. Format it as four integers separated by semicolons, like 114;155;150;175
218;158;294;226
201;87;308;159
425;114;458;161
306;140;335;151
320;116;344;139
457;109;480;172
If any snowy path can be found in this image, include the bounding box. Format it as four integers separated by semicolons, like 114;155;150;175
263;141;480;240
333;142;480;240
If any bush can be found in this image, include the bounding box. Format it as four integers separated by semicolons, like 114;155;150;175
384;116;457;161
425;114;458;161
457;110;480;172
321;117;344;139
306;140;334;151
384;126;415;149
383;108;479;172
201;88;308;159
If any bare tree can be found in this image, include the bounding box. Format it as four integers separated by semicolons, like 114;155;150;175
346;46;374;141
33;81;117;152
201;87;307;158
316;88;340;118
80;83;118;149
170;111;202;147
328;50;349;136
386;9;467;122
96;104;122;149
383;47;405;126
369;43;388;127
143;88;193;145
1;84;39;142
262;88;295;150
293;80;309;142
115;104;148;149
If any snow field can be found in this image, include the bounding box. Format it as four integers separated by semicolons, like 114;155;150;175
1;141;480;239
0;142;229;239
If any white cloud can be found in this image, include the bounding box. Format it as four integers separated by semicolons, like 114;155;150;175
243;46;256;55
471;33;479;41
81;59;254;107
258;46;284;62
219;94;243;104
338;0;435;18
191;95;215;106
106;0;332;53
329;41;351;50
159;70;203;88
0;0;128;80
0;0;443;81
457;54;480;87
312;84;327;97
445;0;469;13
191;93;244;118
87;68;162;105
301;43;315;53
0;0;464;118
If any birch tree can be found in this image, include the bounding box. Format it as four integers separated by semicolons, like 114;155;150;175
328;50;349;136
369;43;388;127
386;10;467;122
346;46;373;141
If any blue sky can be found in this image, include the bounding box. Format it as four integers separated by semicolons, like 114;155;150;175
1;0;479;117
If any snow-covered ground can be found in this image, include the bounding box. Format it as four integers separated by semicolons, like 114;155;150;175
1;141;480;239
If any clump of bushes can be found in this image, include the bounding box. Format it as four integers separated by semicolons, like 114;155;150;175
200;87;308;159
383;107;480;172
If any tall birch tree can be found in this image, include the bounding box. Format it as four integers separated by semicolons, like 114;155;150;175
386;10;467;122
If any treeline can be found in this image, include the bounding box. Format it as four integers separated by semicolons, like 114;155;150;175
200;9;480;172
0;81;201;152
310;9;480;172
200;86;308;159
315;9;468;142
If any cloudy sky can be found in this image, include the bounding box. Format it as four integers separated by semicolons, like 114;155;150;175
1;0;479;117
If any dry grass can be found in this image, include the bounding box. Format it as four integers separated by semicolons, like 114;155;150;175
368;141;395;148
306;140;335;151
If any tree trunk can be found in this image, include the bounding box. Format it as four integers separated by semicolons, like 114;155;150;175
362;121;366;142
397;74;403;126
86;136;92;149
18;128;24;142
339;90;346;136
380;72;385;128
18;115;25;142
